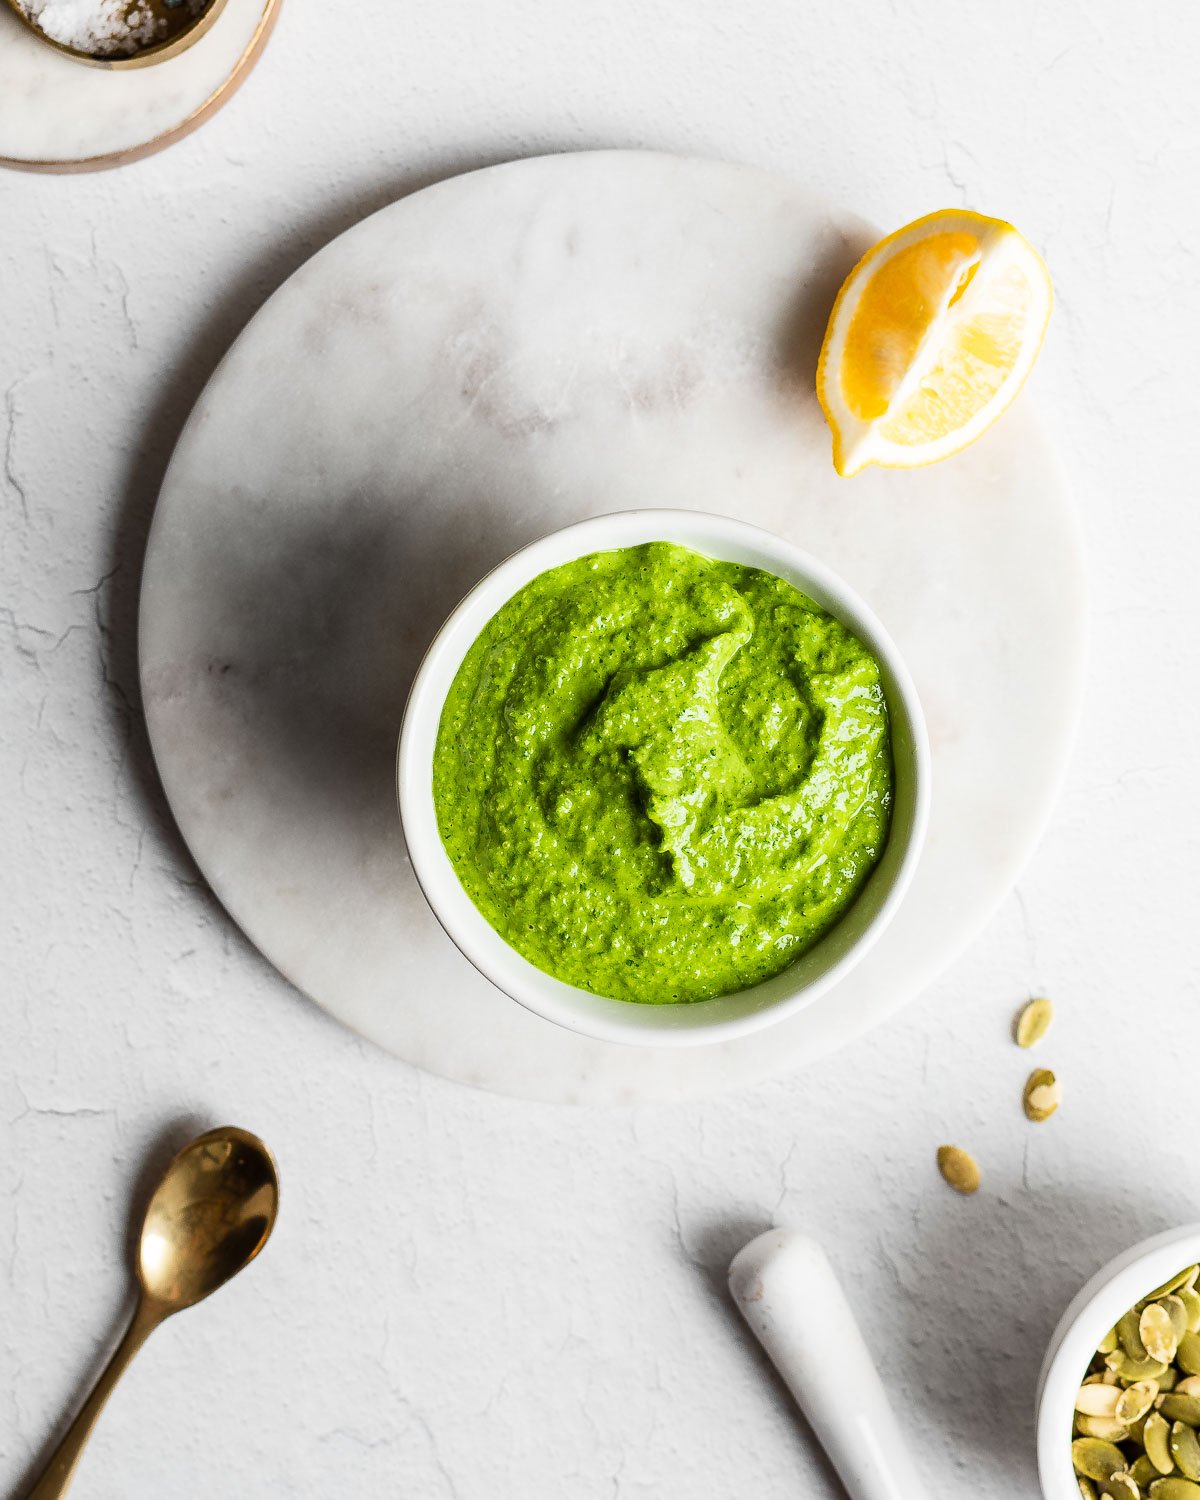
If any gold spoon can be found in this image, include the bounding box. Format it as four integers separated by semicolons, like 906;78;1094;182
24;1125;279;1500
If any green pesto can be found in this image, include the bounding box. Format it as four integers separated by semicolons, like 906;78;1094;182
433;542;893;1004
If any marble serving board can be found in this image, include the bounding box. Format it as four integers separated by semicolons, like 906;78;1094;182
139;151;1086;1104
0;0;279;170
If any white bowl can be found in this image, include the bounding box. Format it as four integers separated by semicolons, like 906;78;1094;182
397;509;930;1047
1038;1225;1200;1499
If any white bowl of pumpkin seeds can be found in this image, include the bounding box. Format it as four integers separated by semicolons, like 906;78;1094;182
1039;1226;1200;1500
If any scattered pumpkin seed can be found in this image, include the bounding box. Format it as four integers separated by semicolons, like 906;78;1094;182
1100;1327;1123;1355
1179;1291;1200;1336
1146;1413;1175;1474
1133;1457;1160;1487
1171;1423;1200;1482
1075;1439;1134;1482
1176;1380;1200;1399
936;1145;980;1194
1119;1384;1161;1425
1016;996;1055;1047
1024;1067;1062;1121
1078;1482;1099;1500
1144;1305;1181;1365
1161;1371;1181;1394
1149;1482;1200;1500
1101;1475;1142;1500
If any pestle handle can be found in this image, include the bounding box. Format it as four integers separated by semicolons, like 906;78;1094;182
729;1230;923;1500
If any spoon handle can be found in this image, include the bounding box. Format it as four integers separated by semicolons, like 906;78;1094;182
729;1230;924;1500
24;1298;162;1500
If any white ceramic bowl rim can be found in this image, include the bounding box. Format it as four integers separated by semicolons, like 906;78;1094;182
1038;1223;1200;1500
397;508;931;1047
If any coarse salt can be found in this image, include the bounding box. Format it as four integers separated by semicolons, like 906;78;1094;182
17;0;210;57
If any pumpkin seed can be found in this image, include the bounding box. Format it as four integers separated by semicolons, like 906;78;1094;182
1124;1312;1154;1362
1161;1397;1200;1427
1109;1351;1171;1384
1078;1482;1099;1500
1081;1385;1126;1417
1164;1299;1193;1340
1119;1383;1161;1424
1079;1415;1132;1442
1075;1439;1133;1482
936;1145;980;1194
1147;1413;1176;1474
1015;996;1054;1047
1133;1458;1160;1487
1078;1267;1200;1485
1144;1305;1181;1365
1024;1067;1062;1121
1151;1269;1200;1301
1171;1423;1200;1482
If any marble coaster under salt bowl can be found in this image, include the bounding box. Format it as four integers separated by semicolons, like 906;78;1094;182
139;151;1086;1104
0;0;280;172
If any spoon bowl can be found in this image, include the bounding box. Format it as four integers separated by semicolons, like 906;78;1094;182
138;1126;278;1311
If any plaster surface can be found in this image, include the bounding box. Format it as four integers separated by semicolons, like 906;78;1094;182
2;3;1196;1495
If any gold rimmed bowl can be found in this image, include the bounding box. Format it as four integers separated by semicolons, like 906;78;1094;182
3;0;229;67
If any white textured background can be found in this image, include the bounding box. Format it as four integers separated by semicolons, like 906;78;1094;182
2;2;1198;1496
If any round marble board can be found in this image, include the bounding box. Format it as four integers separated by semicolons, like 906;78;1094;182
0;0;280;171
140;151;1086;1104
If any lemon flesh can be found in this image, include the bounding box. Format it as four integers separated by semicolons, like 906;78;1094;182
817;210;1052;477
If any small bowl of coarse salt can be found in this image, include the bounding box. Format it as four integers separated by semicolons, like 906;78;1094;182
5;0;229;68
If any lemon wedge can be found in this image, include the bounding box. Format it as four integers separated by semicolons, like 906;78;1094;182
816;209;1053;477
